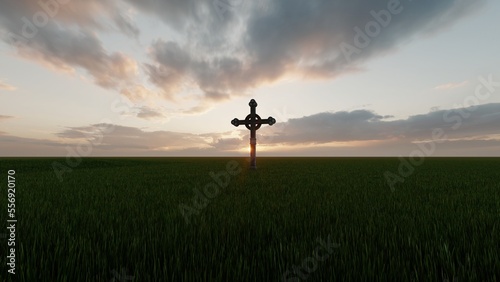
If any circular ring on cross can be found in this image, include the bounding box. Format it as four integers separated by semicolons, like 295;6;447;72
245;114;262;130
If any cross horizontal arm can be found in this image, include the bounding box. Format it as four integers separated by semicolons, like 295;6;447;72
243;118;275;125
231;118;244;126
231;117;276;127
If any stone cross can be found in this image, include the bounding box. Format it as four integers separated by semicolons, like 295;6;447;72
231;99;276;169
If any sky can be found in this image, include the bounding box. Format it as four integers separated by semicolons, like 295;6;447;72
0;0;499;156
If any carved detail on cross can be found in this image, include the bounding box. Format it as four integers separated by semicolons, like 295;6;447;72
231;99;275;169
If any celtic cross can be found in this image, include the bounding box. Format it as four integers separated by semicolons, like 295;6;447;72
231;99;276;169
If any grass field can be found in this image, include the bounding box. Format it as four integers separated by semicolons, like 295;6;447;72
0;157;499;281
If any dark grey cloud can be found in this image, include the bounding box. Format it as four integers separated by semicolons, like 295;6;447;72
140;0;486;103
0;0;489;111
124;0;205;30
123;0;240;37
244;0;485;77
144;40;246;101
112;9;140;38
221;103;500;146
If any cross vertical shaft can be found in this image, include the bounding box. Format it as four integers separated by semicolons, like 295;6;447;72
250;100;257;169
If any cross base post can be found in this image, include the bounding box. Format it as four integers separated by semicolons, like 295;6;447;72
250;137;256;169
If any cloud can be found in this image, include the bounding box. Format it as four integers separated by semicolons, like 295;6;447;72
135;106;166;120
0;0;138;36
211;137;246;151
0;123;226;156
0;81;16;91
434;80;468;90
4;130;500;157
0;115;14;120
112;8;140;38
46;102;500;155
3;103;500;156
3;25;137;89
222;103;500;147
123;0;228;32
138;0;486;108
55;123;209;151
0;0;140;92
0;0;488;112
119;84;158;102
0;133;70;156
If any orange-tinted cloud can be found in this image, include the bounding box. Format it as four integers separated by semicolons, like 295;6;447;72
140;0;487;106
0;80;16;91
